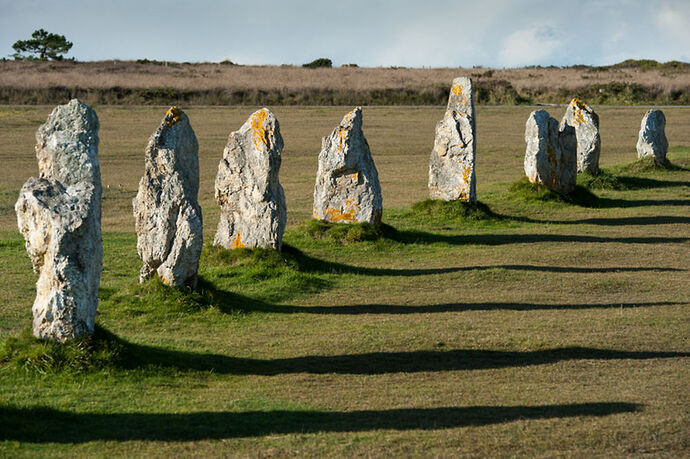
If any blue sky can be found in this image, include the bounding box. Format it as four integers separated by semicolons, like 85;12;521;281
1;0;689;67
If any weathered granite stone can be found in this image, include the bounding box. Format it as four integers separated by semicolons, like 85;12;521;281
133;107;202;288
313;107;382;225
560;98;601;174
524;109;577;194
214;108;286;251
636;109;668;164
429;77;476;202
446;77;476;133
15;99;102;341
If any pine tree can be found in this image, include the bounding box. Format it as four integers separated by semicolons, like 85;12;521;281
12;29;73;61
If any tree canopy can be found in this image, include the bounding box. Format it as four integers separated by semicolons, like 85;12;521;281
12;29;73;61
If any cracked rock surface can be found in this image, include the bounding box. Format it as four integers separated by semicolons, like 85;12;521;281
214;108;286;251
133;107;202;288
524;109;577;194
429;77;477;202
15;99;102;341
313;107;382;225
560;98;601;174
636;109;668;164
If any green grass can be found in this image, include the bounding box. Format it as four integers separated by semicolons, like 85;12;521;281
1;106;688;457
0;327;125;375
300;219;388;243
508;177;600;207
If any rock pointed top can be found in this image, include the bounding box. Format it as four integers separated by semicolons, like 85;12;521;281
446;77;474;117
326;106;365;156
340;106;363;129
35;98;99;187
566;98;599;127
154;106;194;139
242;107;283;154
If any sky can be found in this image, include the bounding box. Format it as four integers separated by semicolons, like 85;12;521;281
1;0;689;67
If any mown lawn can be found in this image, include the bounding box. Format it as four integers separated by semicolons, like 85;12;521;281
0;105;688;457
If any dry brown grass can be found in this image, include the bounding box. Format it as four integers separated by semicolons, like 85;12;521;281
1;60;688;105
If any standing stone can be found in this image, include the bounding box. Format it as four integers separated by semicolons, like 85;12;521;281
313;107;383;225
15;99;102;341
560;98;601;174
636;109;668;164
429;77;477;202
214;108;286;251
524;109;577;194
133;107;202;288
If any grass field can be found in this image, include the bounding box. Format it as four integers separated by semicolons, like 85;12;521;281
0;104;689;457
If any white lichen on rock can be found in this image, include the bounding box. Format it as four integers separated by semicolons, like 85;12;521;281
636;109;668;164
313;107;383;225
15;99;102;341
560;98;601;174
214;108;286;251
429;77;477;202
133;107;202;288
524;109;577;194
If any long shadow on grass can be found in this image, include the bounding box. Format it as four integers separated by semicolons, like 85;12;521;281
243;301;689;315
612;176;690;189
531;215;690;226
116;333;689;375
283;245;683;277
0;402;639;443
381;230;689;246
594;198;689;209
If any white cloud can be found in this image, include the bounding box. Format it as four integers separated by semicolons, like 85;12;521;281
654;2;690;60
497;26;562;67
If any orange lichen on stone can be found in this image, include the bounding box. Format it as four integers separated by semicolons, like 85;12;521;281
337;126;351;151
161;275;170;286
570;98;586;125
462;165;471;185
324;199;360;223
451;84;463;97
250;109;272;151
165;106;182;127
231;232;244;249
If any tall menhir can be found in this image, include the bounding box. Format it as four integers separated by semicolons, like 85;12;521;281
15;99;103;341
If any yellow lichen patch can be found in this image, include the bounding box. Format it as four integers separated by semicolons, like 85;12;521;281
451;84;463;97
452;184;470;201
161;276;170;286
570;98;587;125
324;199;361;223
231;232;244;249
250;109;272;151
462;165;472;185
165;106;182;127
337;126;351;151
